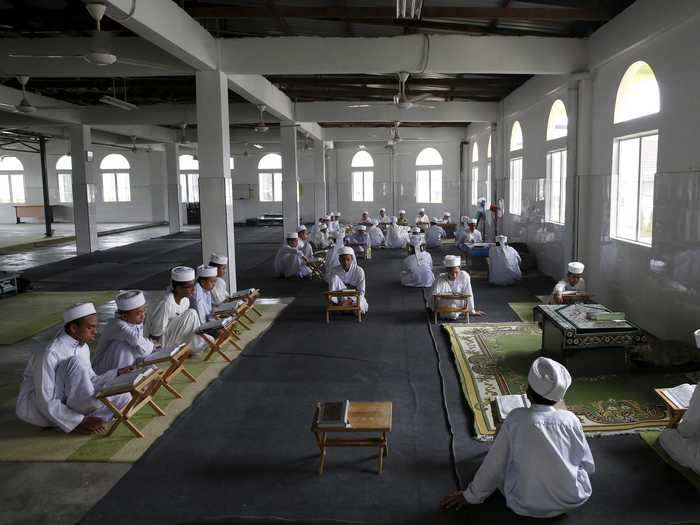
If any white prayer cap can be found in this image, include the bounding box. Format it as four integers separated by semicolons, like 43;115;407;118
338;246;354;256
694;329;700;349
380;208;386;212
468;218;477;225
362;210;369;215
357;225;367;231
371;219;379;226
430;217;439;223
296;225;307;233
197;265;218;278
171;266;195;282
399;209;406;214
63;302;96;324
320;223;328;230
411;227;421;234
324;215;331;220
419;208;425;213
444;255;461;268
286;232;299;240
444;212;451;216
496;235;507;244
528;357;572;402
210;253;228;265
567;262;585;275
116;290;145;311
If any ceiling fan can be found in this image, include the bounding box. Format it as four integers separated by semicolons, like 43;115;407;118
253;105;269;133
9;3;169;70
0;75;75;114
348;72;436;111
384;121;432;147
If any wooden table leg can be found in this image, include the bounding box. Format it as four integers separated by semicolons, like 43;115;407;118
162;381;183;399
181;367;197;383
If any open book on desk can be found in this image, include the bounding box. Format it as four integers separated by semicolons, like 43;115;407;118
97;365;159;397
228;288;256;300
493;394;531;424
196;316;235;334
660;383;696;409
142;344;187;365
316;400;351;429
213;300;243;314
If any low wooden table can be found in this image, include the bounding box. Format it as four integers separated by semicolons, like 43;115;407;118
655;388;688;428
312;401;392;475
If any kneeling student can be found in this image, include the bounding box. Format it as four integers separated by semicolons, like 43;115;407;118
551;262;586;304
425;217;446;248
209;253;230;305
190;265;219;323
488;235;522;286
441;357;594;518
274;232;311;279
401;237;434;288
431;255;484;318
329;246;368;313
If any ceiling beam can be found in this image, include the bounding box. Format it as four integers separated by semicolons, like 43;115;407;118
82;103;266;126
294;101;498;123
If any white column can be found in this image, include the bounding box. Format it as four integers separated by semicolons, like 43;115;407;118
574;76;592;262
70;125;98;254
165;142;183;233
280;124;300;232
196;71;236;291
566;80;580;262
312;140;327;220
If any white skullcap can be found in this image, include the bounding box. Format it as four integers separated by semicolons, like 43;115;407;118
297;225;307;233
380;208;386;212
320;223;328;230
210;253;228;265
399;209;406;214
468;218;477;225
444;212;451;216
444;255;461;268
286;232;299;240
411;227;421;234
371;219;379;226
338;246;354;256
116;290;145;311
496;235;507;244
197;265;218;278
362;210;369;215
694;329;700;349
419;208;425;213
357;225;367;231
430;217;439;223
528;357;572;402
63;302;96;323
568;262;585;275
171;266;195;282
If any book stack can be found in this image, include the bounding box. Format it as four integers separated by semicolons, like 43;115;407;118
316;400;351;429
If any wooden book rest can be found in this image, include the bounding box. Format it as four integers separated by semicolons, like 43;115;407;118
324;289;362;323
144;344;195;399
432;293;472;324
203;317;245;362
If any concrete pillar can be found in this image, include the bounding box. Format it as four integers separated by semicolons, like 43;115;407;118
566;80;581;262
165;142;183;234
280;124;300;232
196;71;236;291
312;140;327;220
574;76;592;262
70;125;98;254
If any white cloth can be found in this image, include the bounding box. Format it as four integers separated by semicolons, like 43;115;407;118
329;260;368;314
16;332;130;432
385;224;410;249
552;277;586;301
274;245;311;278
401;250;435;288
425;225;446;248
311;228;332;250
211;277;228;305
659;385;700;475
415;214;430;225
325;238;349;282
378;213;391;224
92;319;154;375
431;270;476;316
299;239;314;259
467;229;483;244
463;405;594;518
190;282;213;323
488;244;522;286
368;225;385;247
145;291;207;352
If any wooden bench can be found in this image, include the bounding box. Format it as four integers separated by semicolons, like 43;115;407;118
324;289;362;323
431;293;472;324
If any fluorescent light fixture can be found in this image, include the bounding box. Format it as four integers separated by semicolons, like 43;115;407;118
347;104;371;108
99;95;137;111
358;144;366;149
253;144;264;150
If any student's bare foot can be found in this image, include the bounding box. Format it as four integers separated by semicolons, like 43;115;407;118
73;416;107;435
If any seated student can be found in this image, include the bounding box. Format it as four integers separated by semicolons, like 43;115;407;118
274;232;311;279
431;255;484;319
145;266;208;352
368;219;385;247
454;217;471;251
209;253;230;305
190;265;219;323
378;208;390;224
310;215;328;239
441;357;594;518
92;290;154;375
425;217;446;248
385;216;410;249
401;237;435;288
488;235;522;286
551;262;586;304
327;213;340;236
415;208;430;226
441;212;453;224
311;222;332;250
359;210;372;225
658;329;700;475
329;246;368;314
16;303;131;435
346;224;370;256
397;209;409;226
297;225;314;260
466;218;483;243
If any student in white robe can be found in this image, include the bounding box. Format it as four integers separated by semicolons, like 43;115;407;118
274;232;311;279
359;211;372;225
310;216;328;239
425;218;446;248
297;225;314;260
415;208;430;226
209;253;230;305
431;255;484;318
368;219;385;247
329;246;368;313
16;303;131;435
441;212;453;224
551;262;586;304
145;266;208;353
346;224;370;256
189;265;218;323
327;214;340;236
409;227;425;248
442;357;594;518
488;235;522;286
466;218;483;243
658;329;700;475
311;222;332;250
401;237;435;288
385;216;410;249
397;209;409;226
378;208;390;224
92;290;154;375
454;217;471;251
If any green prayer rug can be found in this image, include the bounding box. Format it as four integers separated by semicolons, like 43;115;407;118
445;322;695;440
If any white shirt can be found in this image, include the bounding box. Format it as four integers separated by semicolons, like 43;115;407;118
385;224;410;249
431;270;476;313
659;384;700;474
425;225;446;248
299;238;314;259
190;282;213;323
401;251;435;288
329;258;368;313
415;214;430;225
378;214;391;224
274;244;308;278
368;225;385;247
553;277;586;298
145;291;190;339
488;244;522;286
463;405;594;518
92;318;154;375
466;229;483;243
211;276;228;305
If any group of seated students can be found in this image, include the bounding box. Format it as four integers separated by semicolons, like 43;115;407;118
15;253;251;435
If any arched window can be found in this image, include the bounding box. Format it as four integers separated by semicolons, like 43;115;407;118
351;150;374;202
471;142;480;205
509;122;523;215
614;61;660;124
178;154;199;203
0;156;25;204
56;155;72;203
416;147;443;203
258;153;282;202
100;153;130;202
546;100;568;141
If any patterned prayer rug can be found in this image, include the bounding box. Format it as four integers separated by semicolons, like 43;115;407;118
445;322;695;440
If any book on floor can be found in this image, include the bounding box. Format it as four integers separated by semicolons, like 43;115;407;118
316;400;351;428
98;365;159;397
494;394;531;423
142;344;187;364
661;383;696;409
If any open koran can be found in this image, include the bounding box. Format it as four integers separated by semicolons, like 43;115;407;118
142;344;186;365
494;394;531;423
97;365;159;397
661;383;696;409
228;288;255;300
213;300;243;313
196;317;234;334
317;400;351;428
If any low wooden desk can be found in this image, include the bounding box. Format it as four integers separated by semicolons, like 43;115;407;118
14;204;57;224
655;388;687;427
312;401;392;475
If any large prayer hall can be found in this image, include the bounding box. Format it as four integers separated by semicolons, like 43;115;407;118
1;1;699;524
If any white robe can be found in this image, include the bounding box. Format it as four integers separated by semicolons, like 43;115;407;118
378;214;391;224
415;214;430;225
92;318;155;375
463;405;594;518
467;229;483;243
311;228;332;250
299;238;314;259
274;245;311;278
659;385;700;475
488;245;522;286
431;270;476;316
329;260;368;313
401;251;435;288
551;277;587;303
368;225;385;247
16;332;130;432
425;225;446;248
385;224;410;249
190;282;214;323
211;277;228;305
145;291;206;352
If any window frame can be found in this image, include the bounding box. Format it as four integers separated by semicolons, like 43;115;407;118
258;171;283;202
99;154;131;203
415;147;443;204
0;156;25;204
508;157;523;216
545;148;567;225
352;169;374;202
57;172;72;203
